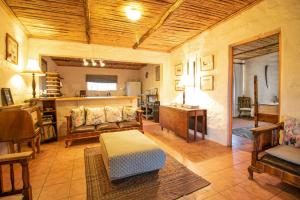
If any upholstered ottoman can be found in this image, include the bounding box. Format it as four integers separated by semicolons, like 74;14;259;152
100;130;166;181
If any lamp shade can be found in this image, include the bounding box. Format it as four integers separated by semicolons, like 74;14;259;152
22;59;45;76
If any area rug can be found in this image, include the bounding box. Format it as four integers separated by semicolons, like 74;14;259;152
232;126;254;139
84;147;210;200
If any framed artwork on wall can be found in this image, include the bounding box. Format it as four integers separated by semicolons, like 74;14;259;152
201;55;214;71
175;80;184;91
175;63;183;76
1;88;14;106
5;33;19;65
200;75;214;91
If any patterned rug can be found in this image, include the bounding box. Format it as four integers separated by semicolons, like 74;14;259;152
84;147;210;200
232;126;254;140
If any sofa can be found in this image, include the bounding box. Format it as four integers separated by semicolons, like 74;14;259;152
65;106;143;147
248;117;300;188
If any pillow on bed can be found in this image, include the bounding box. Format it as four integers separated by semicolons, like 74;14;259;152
71;106;85;128
123;106;137;121
283;117;300;148
105;106;123;122
86;107;106;125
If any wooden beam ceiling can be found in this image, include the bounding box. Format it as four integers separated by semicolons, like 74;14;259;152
233;33;279;60
49;56;151;70
4;0;260;52
132;0;185;49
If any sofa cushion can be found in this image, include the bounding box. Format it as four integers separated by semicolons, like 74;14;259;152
71;125;95;133
85;107;105;125
118;121;140;129
105;106;123;122
265;145;300;165
261;154;300;176
123;106;136;121
96;123;119;131
283;117;300;148
71;106;85;128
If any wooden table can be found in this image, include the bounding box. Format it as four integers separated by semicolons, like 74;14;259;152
159;105;207;142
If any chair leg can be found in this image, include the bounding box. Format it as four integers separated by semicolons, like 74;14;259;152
36;136;41;153
248;166;254;180
31;139;36;159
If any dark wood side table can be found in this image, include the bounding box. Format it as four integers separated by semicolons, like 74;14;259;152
159;105;207;142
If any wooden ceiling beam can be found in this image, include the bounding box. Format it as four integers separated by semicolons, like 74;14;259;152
83;0;91;43
132;0;185;49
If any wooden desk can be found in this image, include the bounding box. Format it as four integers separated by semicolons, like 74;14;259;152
159;105;207;142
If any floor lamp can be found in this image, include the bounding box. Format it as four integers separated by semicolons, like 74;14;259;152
22;70;45;98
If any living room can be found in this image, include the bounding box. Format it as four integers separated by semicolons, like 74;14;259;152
0;0;299;200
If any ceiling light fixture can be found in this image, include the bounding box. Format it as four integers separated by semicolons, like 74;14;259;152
91;59;97;66
125;6;141;21
83;59;89;66
100;60;106;67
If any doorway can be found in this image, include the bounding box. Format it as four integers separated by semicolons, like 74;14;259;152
228;31;281;151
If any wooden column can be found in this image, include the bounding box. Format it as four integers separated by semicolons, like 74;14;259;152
254;75;258;127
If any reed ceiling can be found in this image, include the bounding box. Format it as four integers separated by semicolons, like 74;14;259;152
48;56;150;70
4;0;259;52
233;33;279;60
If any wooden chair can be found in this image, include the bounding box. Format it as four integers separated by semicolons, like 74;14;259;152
0;151;33;200
0;106;42;159
238;96;251;118
248;123;300;188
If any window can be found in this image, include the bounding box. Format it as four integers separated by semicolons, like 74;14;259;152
86;75;118;91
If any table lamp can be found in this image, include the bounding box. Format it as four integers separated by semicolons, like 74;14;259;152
22;59;45;98
178;74;192;105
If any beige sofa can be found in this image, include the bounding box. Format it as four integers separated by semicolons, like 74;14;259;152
65;106;143;147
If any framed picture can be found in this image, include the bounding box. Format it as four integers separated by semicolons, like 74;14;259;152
175;80;184;91
175;64;183;76
5;33;19;65
200;75;214;91
201;55;214;71
155;66;160;81
1;88;14;106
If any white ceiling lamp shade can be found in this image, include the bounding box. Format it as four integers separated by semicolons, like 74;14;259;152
125;6;141;21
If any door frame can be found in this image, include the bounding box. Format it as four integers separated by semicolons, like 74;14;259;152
228;29;282;147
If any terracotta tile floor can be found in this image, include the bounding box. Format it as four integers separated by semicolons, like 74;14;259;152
2;121;300;200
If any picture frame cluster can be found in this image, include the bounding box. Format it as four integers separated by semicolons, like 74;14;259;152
174;55;214;91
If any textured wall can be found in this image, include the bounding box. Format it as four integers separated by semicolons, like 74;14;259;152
139;65;160;94
0;2;31;105
244;52;279;104
170;0;300;145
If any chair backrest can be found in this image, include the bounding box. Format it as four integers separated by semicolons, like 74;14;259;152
0;106;42;143
238;96;251;109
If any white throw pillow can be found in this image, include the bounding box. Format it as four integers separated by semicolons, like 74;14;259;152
85;107;106;125
123;106;137;121
71;106;85;128
105;106;123;122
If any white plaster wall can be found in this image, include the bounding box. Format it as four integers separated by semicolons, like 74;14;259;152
47;65;140;97
28;39;171;103
139;65;160;94
0;2;30;153
170;0;300;145
0;2;31;105
244;52;278;104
